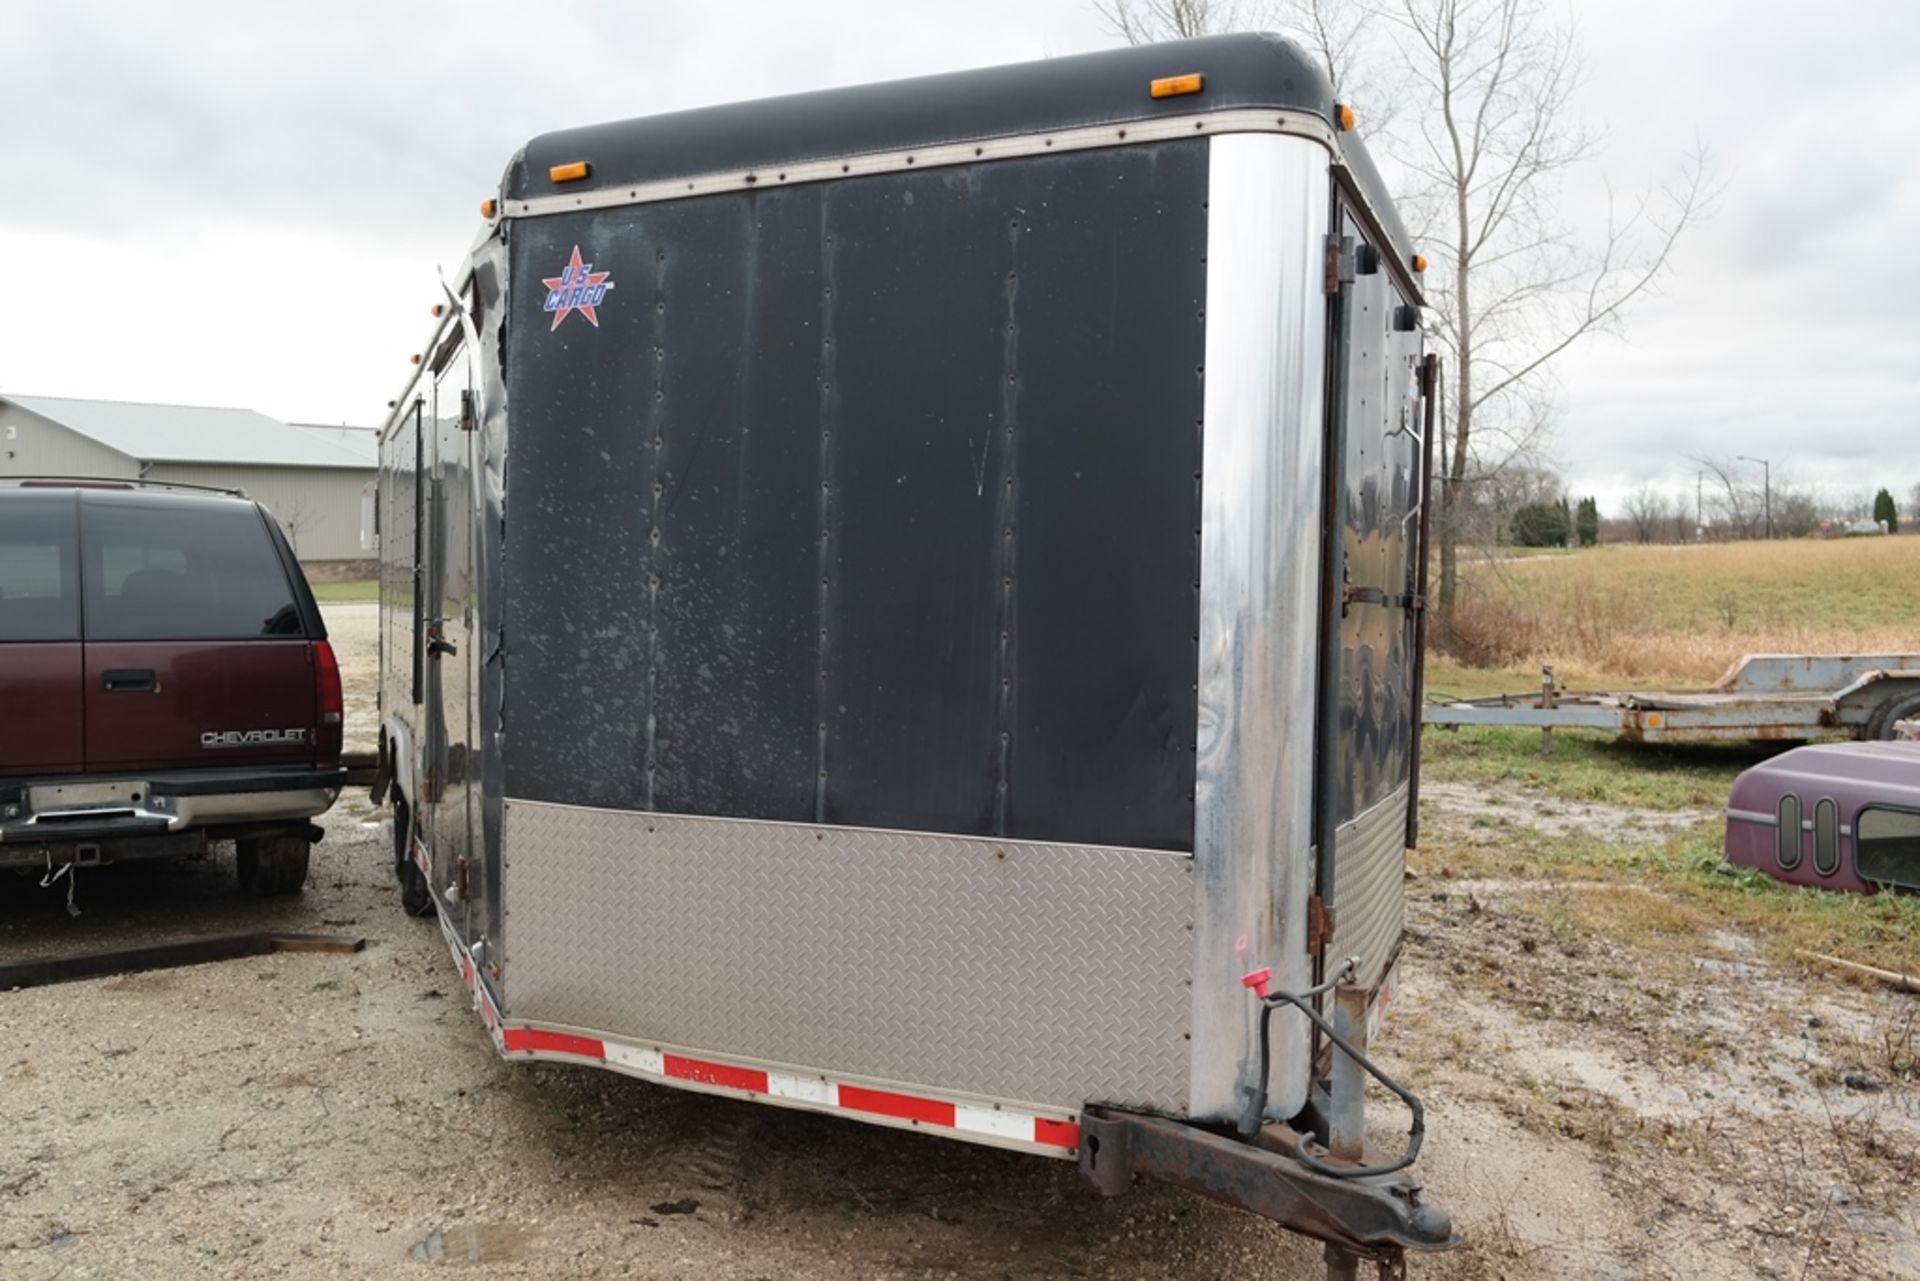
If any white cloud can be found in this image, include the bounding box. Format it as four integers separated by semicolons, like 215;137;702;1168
1;0;1915;515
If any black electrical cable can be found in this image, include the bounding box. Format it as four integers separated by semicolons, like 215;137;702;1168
1235;958;1354;1140
1235;958;1427;1181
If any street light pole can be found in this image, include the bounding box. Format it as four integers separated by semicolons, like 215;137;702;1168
1737;455;1773;539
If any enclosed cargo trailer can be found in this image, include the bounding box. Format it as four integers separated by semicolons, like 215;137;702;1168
375;33;1450;1270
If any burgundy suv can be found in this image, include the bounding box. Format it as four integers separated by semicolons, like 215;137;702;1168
0;479;344;894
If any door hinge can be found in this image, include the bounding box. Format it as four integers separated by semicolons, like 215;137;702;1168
1344;584;1418;611
1324;235;1356;294
1308;895;1336;953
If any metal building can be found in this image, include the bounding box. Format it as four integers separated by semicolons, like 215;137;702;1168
0;394;374;565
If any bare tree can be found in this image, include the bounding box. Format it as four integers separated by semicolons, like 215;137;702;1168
1387;0;1712;624
1095;0;1390;115
1772;486;1821;540
1094;0;1243;43
1691;455;1755;539
1691;456;1827;540
1909;481;1920;530
1093;0;1711;624
278;495;312;556
1620;485;1668;544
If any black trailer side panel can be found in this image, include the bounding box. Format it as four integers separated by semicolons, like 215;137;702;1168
504;143;1203;851
817;172;1012;835
503;197;823;820
1001;148;1205;849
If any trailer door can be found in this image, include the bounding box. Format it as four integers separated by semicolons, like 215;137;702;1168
1327;201;1424;992
422;337;479;937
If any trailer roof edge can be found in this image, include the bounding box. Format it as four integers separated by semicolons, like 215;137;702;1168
500;33;1417;273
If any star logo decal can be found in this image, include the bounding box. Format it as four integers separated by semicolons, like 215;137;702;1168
541;246;615;331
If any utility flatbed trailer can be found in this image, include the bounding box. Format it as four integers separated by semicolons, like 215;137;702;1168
1425;654;1920;744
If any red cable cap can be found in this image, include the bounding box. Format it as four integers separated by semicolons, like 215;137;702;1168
1241;967;1273;998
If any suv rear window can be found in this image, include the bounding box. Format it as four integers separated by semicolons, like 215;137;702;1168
82;498;305;640
0;492;80;641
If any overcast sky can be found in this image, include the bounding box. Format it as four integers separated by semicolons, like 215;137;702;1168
2;0;1914;512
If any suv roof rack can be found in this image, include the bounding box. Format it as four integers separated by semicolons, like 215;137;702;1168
0;475;250;499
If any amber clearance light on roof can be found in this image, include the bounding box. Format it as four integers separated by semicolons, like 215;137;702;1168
549;160;592;183
1149;73;1205;99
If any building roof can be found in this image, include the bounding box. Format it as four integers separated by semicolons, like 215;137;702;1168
3;393;372;471
291;422;379;465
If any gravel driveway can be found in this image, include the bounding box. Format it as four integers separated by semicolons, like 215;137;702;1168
8;605;1916;1279
0;606;1320;1280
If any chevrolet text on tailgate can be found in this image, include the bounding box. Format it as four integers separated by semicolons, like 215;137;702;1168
377;33;1453;1277
201;728;309;749
0;478;346;896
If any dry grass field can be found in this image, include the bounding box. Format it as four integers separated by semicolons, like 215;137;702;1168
1437;535;1920;692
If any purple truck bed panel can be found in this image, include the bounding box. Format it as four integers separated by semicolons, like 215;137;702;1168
1725;742;1920;894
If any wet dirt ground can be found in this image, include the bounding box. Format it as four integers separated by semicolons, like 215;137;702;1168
3;605;1916;1279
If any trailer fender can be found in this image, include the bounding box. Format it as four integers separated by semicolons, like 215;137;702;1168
382;717;419;809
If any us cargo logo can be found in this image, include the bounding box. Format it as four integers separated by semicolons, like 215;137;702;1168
541;246;615;331
201;728;307;749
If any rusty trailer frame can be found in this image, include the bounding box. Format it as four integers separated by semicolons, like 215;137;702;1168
1424;653;1920;745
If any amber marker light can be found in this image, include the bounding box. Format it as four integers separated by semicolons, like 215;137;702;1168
431;304;445;317
1412;254;1429;273
549;160;591;183
480;197;498;218
1335;103;1356;131
1149;73;1205;99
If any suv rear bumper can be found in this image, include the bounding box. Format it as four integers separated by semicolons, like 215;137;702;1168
0;766;345;853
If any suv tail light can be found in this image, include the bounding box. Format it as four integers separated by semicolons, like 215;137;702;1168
313;640;344;762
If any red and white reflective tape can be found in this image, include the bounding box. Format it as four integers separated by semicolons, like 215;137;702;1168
426;897;1078;1157
438;909;501;1033
499;1027;1082;1156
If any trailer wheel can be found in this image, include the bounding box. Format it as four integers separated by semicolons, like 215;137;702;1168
236;835;310;897
393;793;434;918
1867;687;1920;741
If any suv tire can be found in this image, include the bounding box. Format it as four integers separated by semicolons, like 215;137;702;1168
237;834;311;896
394;794;435;918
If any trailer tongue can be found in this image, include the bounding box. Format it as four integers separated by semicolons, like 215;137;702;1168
377;32;1452;1274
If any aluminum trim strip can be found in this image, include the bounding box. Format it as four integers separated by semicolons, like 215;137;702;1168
1188;133;1331;1123
491;794;1196;861
1727;809;1780;827
503;109;1337;219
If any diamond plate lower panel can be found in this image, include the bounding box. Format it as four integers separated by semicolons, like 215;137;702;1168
501;801;1195;1113
1333;784;1408;992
